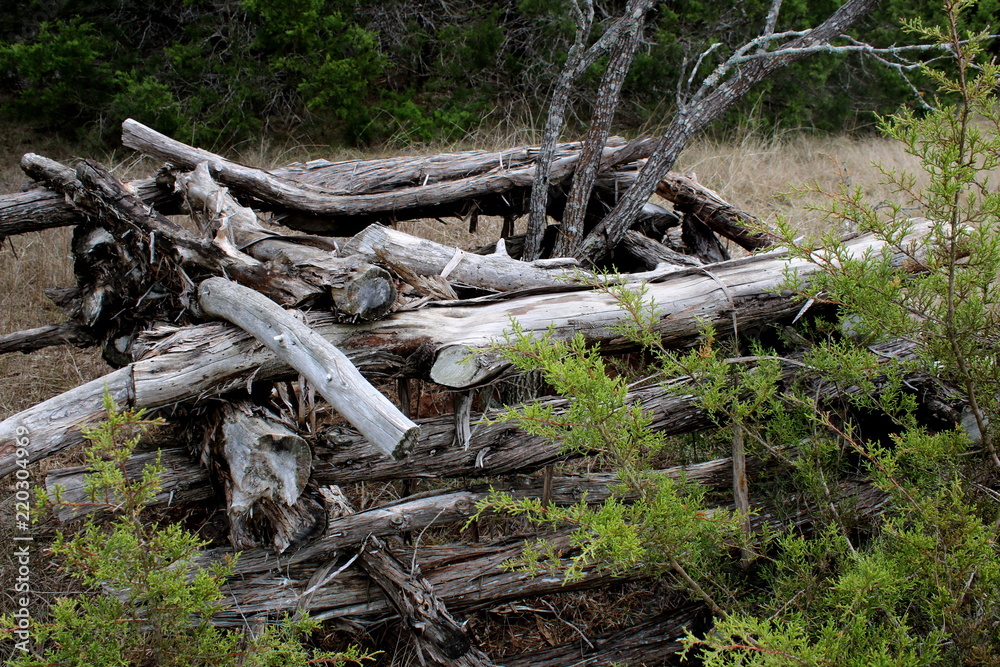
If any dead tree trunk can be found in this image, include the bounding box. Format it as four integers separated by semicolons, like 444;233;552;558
217;401;315;551
577;0;881;263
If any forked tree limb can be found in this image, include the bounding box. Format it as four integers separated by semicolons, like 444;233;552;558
577;0;881;263
198;277;418;459
554;0;652;258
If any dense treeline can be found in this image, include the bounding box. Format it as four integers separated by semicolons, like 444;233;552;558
1;0;997;148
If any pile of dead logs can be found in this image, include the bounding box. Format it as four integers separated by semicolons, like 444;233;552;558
0;119;951;664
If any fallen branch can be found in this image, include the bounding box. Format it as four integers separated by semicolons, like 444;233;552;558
198;277;418;459
0;322;95;355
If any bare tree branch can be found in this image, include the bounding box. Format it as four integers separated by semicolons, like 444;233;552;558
553;0;655;258
577;0;883;264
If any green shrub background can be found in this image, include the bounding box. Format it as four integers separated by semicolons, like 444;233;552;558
3;0;997;147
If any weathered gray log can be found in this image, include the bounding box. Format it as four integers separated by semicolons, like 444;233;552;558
206;482;887;625
620;229;702;270
358;535;497;666
0;367;133;478
218;401;313;551
502;604;703;667
0;188;84;236
343;224;581;292
198;277;418;459
1;154;179;239
656;173;781;252
123;119;545;218
213;531;639;626
178;163;396;318
278;459;754;560
0;220;933;479
45;447;212;523
0;323;95;355
428;219;934;387
121;120;653;234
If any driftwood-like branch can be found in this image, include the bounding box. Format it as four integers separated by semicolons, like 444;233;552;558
178;163;396;318
198;277;418;459
0;323;95;355
620;229;702;270
343;225;580;292
121;120;649;236
358;535;497;666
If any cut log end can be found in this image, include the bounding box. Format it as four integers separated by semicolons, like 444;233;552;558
343;267;397;320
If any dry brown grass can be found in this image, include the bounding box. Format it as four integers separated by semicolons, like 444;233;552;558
676;131;929;238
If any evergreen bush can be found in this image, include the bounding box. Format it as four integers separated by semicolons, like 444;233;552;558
476;1;1000;663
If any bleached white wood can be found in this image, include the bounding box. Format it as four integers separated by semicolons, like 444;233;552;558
198;277;418;459
344;225;577;292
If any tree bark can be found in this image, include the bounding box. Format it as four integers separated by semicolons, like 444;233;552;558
198;277;418;459
358;535;498;666
578;0;881;263
657;173;780;251
502;605;703;667
0;188;84;236
554;0;652;258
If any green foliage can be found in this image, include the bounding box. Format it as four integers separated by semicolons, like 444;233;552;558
687;1;1000;664
474;3;1000;664
2;0;988;146
488;317;663;468
0;392;375;667
0;18;115;130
